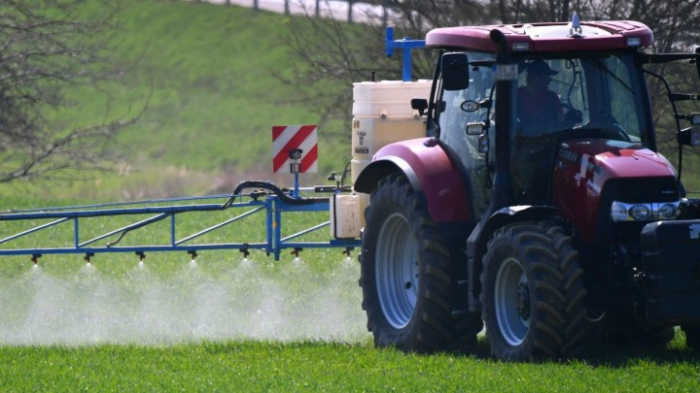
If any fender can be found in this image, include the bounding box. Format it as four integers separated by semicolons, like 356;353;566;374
468;205;560;265
482;205;559;239
354;138;471;223
466;205;559;311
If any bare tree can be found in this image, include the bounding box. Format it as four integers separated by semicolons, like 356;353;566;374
286;0;485;127
584;0;700;53
492;0;586;23
0;0;140;183
598;1;700;154
288;0;699;157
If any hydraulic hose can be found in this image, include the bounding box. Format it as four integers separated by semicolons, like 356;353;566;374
224;180;327;208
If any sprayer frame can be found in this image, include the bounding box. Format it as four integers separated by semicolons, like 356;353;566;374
0;183;360;262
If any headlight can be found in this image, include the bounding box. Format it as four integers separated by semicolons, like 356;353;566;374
611;202;629;221
629;204;651;220
658;203;679;219
610;200;680;222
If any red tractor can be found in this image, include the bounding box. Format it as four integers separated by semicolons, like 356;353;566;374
354;17;700;361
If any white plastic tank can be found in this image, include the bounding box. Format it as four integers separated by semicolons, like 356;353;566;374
350;80;431;183
332;79;431;239
330;193;362;239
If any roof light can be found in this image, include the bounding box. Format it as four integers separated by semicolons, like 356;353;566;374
627;37;642;47
569;11;583;37
512;42;530;52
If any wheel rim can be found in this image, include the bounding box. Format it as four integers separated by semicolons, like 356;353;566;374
375;212;418;329
494;257;530;346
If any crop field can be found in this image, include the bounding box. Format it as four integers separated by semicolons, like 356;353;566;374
1;200;700;391
1;0;700;391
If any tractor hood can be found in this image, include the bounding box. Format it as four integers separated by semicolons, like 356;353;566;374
552;139;678;244
555;139;676;183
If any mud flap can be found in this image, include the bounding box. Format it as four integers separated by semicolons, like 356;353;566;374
641;221;700;325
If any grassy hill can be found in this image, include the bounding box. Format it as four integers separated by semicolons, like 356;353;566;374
3;0;699;202
0;0;356;201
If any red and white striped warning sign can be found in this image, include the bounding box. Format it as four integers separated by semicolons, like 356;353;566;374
272;124;318;174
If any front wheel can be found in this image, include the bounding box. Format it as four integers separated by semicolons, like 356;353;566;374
481;221;588;361
359;175;482;353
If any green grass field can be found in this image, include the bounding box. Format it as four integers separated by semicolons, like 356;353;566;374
1;338;700;391
0;0;352;200
2;0;700;391
1;341;699;392
2;192;700;391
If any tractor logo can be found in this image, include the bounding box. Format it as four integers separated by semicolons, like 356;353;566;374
689;224;700;240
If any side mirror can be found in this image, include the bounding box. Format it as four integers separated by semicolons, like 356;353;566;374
461;100;479;112
678;126;700;146
442;52;470;91
691;113;700;126
670;93;700;102
478;134;490;153
466;122;485;135
411;98;428;116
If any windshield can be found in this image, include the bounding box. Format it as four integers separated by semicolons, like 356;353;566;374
511;53;649;203
515;53;649;143
435;51;651;213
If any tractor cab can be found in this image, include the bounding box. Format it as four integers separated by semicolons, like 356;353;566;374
425;20;659;213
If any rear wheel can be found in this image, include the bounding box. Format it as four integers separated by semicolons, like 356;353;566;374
359;175;482;353
481;221;587;361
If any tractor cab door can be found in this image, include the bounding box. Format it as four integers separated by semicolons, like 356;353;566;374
512;57;589;203
436;52;496;221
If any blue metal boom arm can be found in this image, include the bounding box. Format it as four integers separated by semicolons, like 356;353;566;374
0;185;360;262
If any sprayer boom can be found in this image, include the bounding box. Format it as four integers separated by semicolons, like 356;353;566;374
0;183;359;262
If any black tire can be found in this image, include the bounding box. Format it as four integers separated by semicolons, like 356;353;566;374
359;175;482;353
682;325;700;351
481;221;588;361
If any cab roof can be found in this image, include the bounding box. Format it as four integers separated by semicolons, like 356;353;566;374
425;21;653;53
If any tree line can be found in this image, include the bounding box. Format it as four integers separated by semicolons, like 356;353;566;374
0;1;698;183
287;0;700;159
0;0;141;184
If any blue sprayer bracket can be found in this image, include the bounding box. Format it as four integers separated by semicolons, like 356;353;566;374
385;26;426;82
